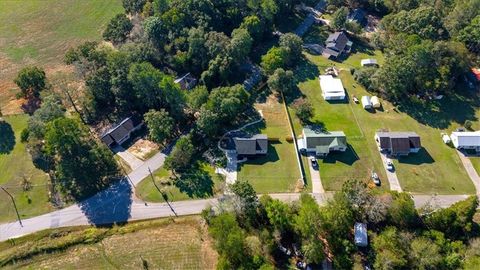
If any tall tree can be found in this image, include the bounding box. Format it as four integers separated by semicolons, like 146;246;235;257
144;109;175;145
14;66;47;98
103;14;133;44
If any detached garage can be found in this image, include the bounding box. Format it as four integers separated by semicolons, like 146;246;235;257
319;75;346;101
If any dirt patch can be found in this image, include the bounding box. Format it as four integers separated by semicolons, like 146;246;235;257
128;139;160;161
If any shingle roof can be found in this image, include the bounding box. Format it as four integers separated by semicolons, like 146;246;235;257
304;128;347;149
101;116;142;145
376;132;421;154
325;31;349;53
234;134;268;155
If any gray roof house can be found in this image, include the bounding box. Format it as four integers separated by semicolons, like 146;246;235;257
298;127;347;156
375;131;421;156
348;8;367;26
233;134;268;156
323;31;352;59
101;117;143;147
174;73;197;90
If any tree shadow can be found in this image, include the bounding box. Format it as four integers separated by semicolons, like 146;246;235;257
397;148;435;165
21;97;41;115
238;144;280;167
293;57;320;84
396;93;478;129
175;166;214;198
78;178;132;226
0;121;15;154
322;144;359;165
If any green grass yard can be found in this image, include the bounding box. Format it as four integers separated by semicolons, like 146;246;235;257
136;163;225;202
0;0;123;114
0;216;217;269
237;96;304;193
0;115;53;223
292;48;476;194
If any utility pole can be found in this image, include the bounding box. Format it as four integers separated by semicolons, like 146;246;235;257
148;167;177;217
1;187;23;227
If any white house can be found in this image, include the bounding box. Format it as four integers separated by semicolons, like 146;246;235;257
319;75;346;101
371;96;381;109
360;59;378;67
451;131;480;152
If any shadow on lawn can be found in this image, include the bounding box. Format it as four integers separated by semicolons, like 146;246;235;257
322;144;359;166
294;57;320;85
0;121;15;154
175;165;214;198
397;148;435;165
396;92;478;129
239;144;281;167
78;178;132;226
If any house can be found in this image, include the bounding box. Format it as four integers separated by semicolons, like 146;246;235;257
322;31;352;59
101;117;143;147
361;96;372;109
298;127;347;157
319;75;346;100
233;134;268;156
174;73;197;90
375;131;421;156
450;131;480;152
371;96;381;109
360;59;378;67
348;8;367;26
354;223;368;247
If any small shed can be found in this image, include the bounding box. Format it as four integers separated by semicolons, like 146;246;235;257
442;133;451;144
354;222;368;247
360;59;378;67
361;96;372;109
371;96;381;109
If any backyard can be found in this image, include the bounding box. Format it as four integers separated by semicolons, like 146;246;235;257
0;0;123;114
0;216;217;269
0;115;53;223
291;45;477;194
136;162;225;202
237;95;304;193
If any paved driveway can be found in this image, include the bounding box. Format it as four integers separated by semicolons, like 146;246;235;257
113;146;144;170
378;153;402;192
306;154;324;193
456;149;480;195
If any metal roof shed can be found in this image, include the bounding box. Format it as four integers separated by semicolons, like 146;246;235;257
361;96;372;109
354;222;368;247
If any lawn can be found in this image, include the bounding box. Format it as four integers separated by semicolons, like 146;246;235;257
136;162;225;202
291;46;476;194
0;0;123;114
237;95;303;193
0;115;53;223
0;216;217;269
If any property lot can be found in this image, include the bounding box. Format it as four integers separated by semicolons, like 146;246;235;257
0;216;217;269
237;95;303;193
292;48;476;194
0;0;123;114
0;115;53;223
136;162;225;202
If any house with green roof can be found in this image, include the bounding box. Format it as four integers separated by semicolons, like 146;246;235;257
298;127;347;157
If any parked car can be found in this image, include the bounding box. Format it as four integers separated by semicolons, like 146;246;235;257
386;159;394;171
310;157;318;168
279;245;292;256
371;172;380;185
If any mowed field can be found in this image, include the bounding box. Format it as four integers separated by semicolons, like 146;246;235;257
0;0;123;114
0;216;217;269
0;115;53;223
291;46;476;194
238;95;303;193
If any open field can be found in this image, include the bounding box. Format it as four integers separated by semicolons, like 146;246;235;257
137;163;225;202
0;0;123;114
0;216;217;269
0;115;53;223
238;95;304;193
291;44;476;194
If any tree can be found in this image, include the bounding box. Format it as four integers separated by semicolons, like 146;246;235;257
353;67;377;91
164;135;195;173
229;28;253;64
122;0;147;14
292;98;313;124
331;7;348;30
410;237;443;270
458;15;480;53
240;15;264;42
341;179;388;224
195;108;222;137
44;117;119;199
27;94;65;139
14;66;46;98
261;46;289;74
387;192;419;229
84;66;115;121
103;14;133;44
144;109;175;145
279;33;303;65
187;85;209;111
262;196;293;233
230;180;259;226
206;84;250;122
128;62;165;110
373;227;410;270
267;68;296;96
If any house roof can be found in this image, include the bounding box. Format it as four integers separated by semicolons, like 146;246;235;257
376;132;421;153
325;31;349;53
361;96;372;107
234;134;268;155
102;116;142;144
348;8;367;25
303;128;347;149
360;59;378;66
319;75;345;98
451;131;480;147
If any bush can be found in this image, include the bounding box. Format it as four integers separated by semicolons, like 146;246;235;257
464;120;473;130
20;128;30;142
292;98;314;124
